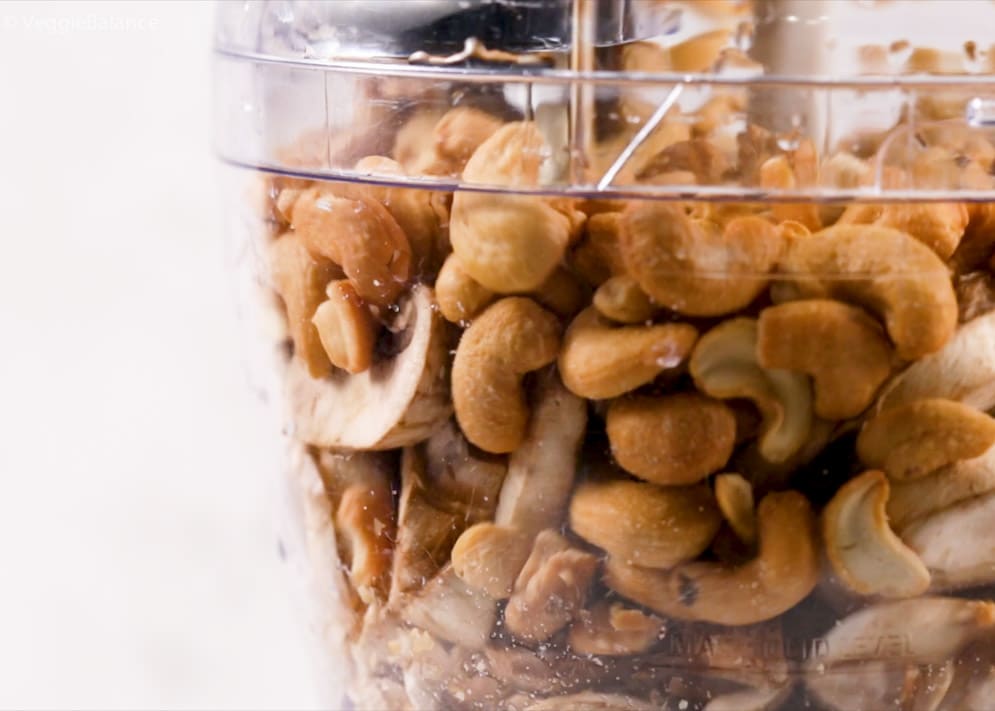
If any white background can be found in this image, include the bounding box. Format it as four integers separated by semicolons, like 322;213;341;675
0;2;321;708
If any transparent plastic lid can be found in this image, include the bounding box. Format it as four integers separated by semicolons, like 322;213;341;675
214;0;995;201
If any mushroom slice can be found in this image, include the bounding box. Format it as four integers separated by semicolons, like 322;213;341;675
714;473;757;545
875;310;995;413
399;566;496;650
757;300;893;420
286;284;451;449
887;446;995;531
823;470;931;598
808;660;955;711
690;318;813;463
567;601;664;657
902;490;995;590
523;691;659;711
494;369;587;536
604;491;819;626
704;684;793;711
857;399;995;481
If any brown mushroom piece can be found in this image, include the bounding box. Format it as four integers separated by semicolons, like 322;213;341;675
567;601;665;657
777;224;958;359
399;566;497;650
603;491;819;625
901;490;995;591
606;393;737;486
857;398;995;480
822;470;931;598
570;478;722;569
757;300;893;420
523;691;659;711
704;685;794;711
285;284;451;449
874;310;995;413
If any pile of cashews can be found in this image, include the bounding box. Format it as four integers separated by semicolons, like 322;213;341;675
260;99;995;711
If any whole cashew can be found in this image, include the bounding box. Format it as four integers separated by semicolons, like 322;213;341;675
606;393;737;486
290;188;412;307
757;299;893;420
435;253;495;323
451;522;533;600
593;275;656;324
837;200;969;261
559;307;698;400
570;478;721;569
777;224;957;359
450;122;586;292
619;203;782;316
311;279;377;374
452;297;561;453
570;211;625;287
603;491;819;625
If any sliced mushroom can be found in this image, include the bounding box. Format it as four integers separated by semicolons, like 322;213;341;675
808;660;955;711
604;491;819;625
887;446;995;531
494;369;587;536
875;310;995;413
399;566;497;649
286;284;451;449
857;398;995;480
704;684;793;711
420;419;507;523
567;601;664;657
523;691;659;711
690;318;813;463
714;473;757;545
757;300;893;420
822;470;930;598
902;490;995;591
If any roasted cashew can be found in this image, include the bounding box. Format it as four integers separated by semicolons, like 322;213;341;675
757;300;893;420
504;529;600;643
619;203;781;316
495;369;587;536
837;200;969;261
714;473;757;545
603;491;819;625
567;601;664;657
559;307;698;400
431;106;504;171
570;211;625;287
269;231;340;378
823;470;931;598
451;522;533;600
777;224;957;359
286;285;451;449
875;310;995;413
638;138;731;185
857;398;995;480
593;275;656;324
289;188;412;307
311;279;376;374
570;478;721;569
759;154;822;231
690;318;813;463
956;270;995;323
887;446;995;531
452;297;561;453
902;490;995;591
606;393;737;486
435;253;495;323
450;122;586;292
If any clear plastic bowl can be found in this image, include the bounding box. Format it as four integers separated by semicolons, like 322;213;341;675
215;2;995;708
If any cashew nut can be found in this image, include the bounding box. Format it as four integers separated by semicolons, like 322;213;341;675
822;470;931;598
757;300;893;420
760;154;822;231
638;138;731;185
690;318;813;463
567;601;664;657
593;275;656;324
559;307;698;400
436;253;495;323
451;522;533;600
450;122;586;292
570;478;721;569
714;473;757;545
887;446;995;531
286;285;451;449
619;203;782;316
268;231;342;378
570;211;625;287
504;529;600;643
289;188;412;307
311;279;376;374
603;491;819;625
495;369;587;536
431;106;504;171
606;393;737;486
902;490;995;591
777;224;957;359
956;270;995;323
875;310;995;413
837;200;969;261
857;398;995;480
452;297;561;453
